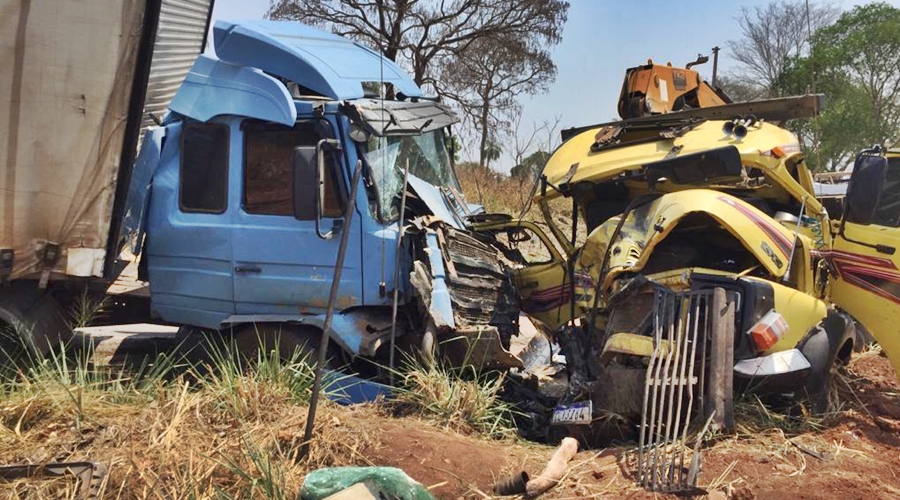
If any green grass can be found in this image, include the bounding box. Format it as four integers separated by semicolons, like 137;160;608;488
391;352;519;439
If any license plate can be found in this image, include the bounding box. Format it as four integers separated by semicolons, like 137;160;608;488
551;400;592;425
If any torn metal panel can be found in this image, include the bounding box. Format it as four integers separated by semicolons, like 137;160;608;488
407;176;466;229
408;218;523;368
423;230;456;329
439;326;523;370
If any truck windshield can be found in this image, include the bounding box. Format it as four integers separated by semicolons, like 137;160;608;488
365;130;460;221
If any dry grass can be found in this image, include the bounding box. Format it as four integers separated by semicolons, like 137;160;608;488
456;163;535;216
0;333;532;499
0;340;381;499
456;164;586;253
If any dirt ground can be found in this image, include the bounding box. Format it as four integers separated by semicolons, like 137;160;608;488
357;349;900;499
4;348;900;499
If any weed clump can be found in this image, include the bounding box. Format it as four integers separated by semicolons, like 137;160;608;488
393;355;518;439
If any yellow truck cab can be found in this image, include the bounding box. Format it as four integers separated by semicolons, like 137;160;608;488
478;103;900;431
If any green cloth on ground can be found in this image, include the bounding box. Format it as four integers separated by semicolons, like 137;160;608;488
299;466;436;500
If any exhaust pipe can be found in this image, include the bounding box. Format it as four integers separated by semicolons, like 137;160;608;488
722;114;758;139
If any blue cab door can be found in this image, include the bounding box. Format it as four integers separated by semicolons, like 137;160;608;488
231;117;363;315
146;120;236;329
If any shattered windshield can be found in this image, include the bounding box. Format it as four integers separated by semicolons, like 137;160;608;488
365;130;460;221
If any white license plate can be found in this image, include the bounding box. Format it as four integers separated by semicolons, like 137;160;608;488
551;400;592;425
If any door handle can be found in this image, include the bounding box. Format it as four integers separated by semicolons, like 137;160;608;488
234;265;262;274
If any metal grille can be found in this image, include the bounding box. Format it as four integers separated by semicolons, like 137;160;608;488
447;236;496;264
637;288;711;493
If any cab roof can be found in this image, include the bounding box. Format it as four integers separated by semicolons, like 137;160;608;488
212;20;422;100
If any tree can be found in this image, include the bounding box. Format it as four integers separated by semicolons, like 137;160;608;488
482;138;502;169
440;35;556;168
266;0;568;92
509;114;560;179
778;3;900;170
725;1;839;98
511;150;551;180
715;74;768;103
267;0;568;168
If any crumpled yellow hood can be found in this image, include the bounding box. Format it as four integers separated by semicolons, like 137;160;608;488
577;189;797;289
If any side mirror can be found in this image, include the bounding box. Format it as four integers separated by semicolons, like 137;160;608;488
294;139;340;239
844;152;888;225
293;146;317;220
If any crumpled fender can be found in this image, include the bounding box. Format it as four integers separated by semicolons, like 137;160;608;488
579;189;798;291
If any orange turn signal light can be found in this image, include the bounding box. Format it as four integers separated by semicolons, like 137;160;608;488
749;310;789;351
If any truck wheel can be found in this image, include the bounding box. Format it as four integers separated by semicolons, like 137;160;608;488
170;325;224;368
232;323;328;366
0;283;69;369
800;315;855;414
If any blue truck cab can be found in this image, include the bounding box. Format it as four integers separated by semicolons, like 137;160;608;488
123;21;522;367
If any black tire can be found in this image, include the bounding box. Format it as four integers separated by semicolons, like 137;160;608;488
231;323;327;366
800;313;855;414
170;325;225;368
0;282;69;369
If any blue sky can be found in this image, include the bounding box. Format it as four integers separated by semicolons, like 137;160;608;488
209;0;900;169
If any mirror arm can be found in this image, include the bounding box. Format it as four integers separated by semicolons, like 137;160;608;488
314;138;341;240
837;222;896;255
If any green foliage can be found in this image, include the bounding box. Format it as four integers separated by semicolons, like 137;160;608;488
777;2;900;170
510;150;550;180
186;331;317;419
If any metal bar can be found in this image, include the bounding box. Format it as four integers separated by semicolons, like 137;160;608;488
698;295;709;425
388;158;412;379
638;289;661;485
651;294;677;490
707;288;727;431
660;297;685;490
723;292;736;431
667;295;692;488
301;159;364;459
645;291;667;488
678;294;702;485
641;289;665;486
783;195;808;282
